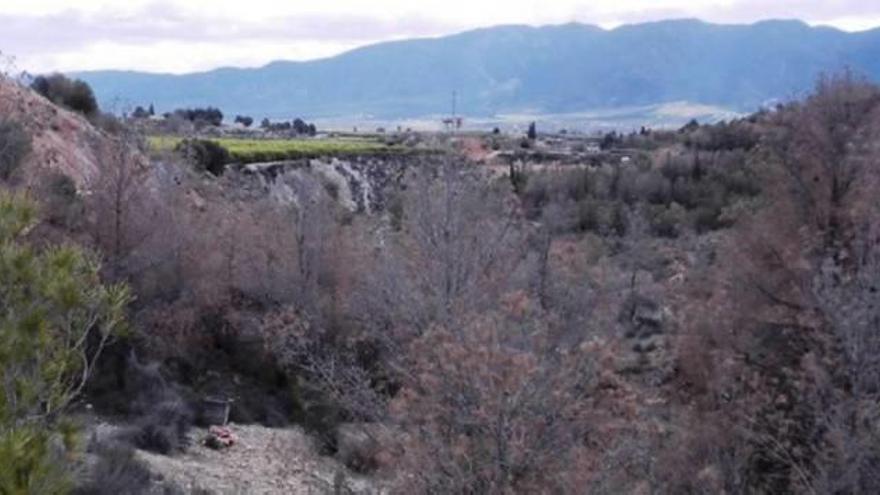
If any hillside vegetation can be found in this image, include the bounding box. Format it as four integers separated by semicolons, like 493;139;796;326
1;71;880;493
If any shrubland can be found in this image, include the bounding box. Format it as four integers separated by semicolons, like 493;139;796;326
3;71;880;493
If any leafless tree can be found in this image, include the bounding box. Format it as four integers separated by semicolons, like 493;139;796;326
693;73;880;493
273;158;603;493
354;159;526;334
762;70;880;235
86;127;157;281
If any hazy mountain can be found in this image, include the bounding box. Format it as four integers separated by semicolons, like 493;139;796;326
74;19;880;119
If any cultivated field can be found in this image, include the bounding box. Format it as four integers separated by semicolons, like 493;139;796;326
148;135;406;162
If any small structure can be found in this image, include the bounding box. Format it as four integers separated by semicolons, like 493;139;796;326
201;396;232;426
442;116;463;131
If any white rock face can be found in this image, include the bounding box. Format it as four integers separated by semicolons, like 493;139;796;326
240;156;411;214
311;158;362;212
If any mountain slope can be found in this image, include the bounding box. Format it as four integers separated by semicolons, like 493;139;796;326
75;19;880;119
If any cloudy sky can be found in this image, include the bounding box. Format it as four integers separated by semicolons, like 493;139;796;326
2;0;879;74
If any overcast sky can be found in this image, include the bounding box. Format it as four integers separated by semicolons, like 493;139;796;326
2;0;879;74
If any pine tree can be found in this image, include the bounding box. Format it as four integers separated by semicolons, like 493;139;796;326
0;192;130;493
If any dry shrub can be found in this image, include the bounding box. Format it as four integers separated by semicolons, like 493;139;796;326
283;305;600;492
74;443;153;495
389;316;597;493
666;72;880;493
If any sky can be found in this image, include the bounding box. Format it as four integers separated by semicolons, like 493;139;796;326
2;0;880;74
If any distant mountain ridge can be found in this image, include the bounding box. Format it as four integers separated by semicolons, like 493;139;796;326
74;19;880;119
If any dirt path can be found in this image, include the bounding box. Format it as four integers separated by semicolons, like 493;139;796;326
137;424;376;494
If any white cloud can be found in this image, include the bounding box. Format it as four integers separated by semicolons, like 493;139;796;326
1;0;878;74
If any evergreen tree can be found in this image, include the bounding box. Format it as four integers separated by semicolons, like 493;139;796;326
0;192;130;493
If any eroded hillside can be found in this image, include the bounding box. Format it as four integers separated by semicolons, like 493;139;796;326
0;78;146;187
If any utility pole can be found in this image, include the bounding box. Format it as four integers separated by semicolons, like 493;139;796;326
452;90;457;119
442;90;462;133
451;90;462;133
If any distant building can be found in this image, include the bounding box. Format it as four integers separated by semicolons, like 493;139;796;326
442;117;463;131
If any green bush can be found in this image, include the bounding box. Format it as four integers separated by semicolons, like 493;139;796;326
521;174;552;219
635;170;671;205
513;151;751;238
42;173;82;228
31;74;99;117
175;139;231;176
0;119;31;180
659;154;692;182
609;201;628;236
669;178;699;209
574;199;601;233
713;158;760;197
693;205;731;233
0;427;71;495
0;192;130;493
648;203;686;238
566;168;593;202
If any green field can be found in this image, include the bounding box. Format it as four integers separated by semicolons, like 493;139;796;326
149;135;406;163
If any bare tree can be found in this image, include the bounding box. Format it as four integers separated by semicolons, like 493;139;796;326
762;70;880;236
87;127;155;280
686;73;880;493
273;158;603;493
356;159;526;335
285;310;597;493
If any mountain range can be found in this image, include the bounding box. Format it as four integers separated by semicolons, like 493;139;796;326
74;19;880;120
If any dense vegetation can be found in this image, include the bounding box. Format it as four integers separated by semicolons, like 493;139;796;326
167;107;224;127
3;71;880;493
31;74;99;117
174;138;231;176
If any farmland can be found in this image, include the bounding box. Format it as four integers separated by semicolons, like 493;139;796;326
148;135;409;163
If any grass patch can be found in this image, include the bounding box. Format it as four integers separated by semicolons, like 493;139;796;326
149;135;405;163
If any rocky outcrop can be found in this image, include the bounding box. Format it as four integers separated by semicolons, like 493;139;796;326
616;293;674;382
234;155;415;213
